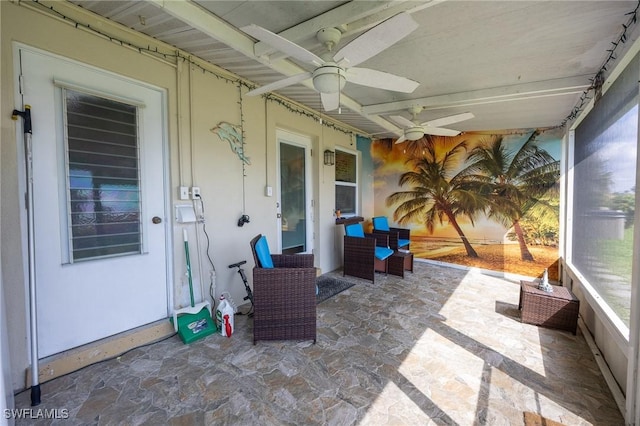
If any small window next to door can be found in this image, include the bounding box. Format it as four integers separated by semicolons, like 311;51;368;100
335;150;358;217
64;89;142;261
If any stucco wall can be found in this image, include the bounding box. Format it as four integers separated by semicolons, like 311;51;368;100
1;1;353;391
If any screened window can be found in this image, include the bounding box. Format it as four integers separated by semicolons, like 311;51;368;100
571;53;638;326
64;89;142;261
335;150;358;216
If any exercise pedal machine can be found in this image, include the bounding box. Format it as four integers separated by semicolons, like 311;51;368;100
228;260;254;317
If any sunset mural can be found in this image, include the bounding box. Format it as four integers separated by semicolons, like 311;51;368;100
372;128;562;278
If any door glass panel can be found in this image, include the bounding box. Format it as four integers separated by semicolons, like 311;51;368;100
280;142;306;254
64;89;142;261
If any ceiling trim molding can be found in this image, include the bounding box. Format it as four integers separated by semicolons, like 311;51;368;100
362;76;593;115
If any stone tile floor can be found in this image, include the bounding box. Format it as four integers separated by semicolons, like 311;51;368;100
14;261;624;425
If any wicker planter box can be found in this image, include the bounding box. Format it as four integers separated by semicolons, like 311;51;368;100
519;281;579;334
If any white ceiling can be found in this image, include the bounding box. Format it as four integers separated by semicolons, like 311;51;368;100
69;0;640;138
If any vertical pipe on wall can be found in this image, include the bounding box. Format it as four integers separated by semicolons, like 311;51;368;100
189;56;195;187
187;57;207;304
176;53;184;186
264;97;269;187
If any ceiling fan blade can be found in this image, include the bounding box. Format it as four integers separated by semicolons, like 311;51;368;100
423;127;462;137
390;115;416;128
346;68;419;93
422;112;474;128
321;92;340;111
333;12;418;67
245;72;313;96
394;134;407;144
241;24;323;66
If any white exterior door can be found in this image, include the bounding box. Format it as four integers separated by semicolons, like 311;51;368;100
16;47;169;357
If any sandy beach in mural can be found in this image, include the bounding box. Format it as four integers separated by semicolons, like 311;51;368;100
411;236;559;279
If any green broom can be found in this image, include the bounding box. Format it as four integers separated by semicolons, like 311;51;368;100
171;229;217;344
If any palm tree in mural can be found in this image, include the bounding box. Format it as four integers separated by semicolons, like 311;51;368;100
460;130;560;261
386;137;487;258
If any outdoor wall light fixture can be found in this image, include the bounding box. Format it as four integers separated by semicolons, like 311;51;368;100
324;149;335;166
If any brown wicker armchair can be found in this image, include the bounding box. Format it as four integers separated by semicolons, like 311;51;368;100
249;234;316;344
343;222;393;282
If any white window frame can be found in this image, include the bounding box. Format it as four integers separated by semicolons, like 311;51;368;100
335;148;359;218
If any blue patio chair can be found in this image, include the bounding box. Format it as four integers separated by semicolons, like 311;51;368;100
343;222;393;282
372;216;411;251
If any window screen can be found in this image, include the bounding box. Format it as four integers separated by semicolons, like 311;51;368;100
64;89;142;261
572;53;638;326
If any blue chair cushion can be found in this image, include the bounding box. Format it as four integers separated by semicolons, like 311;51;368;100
372;216;390;232
375;246;394;261
345;223;365;238
398;239;411;248
255;235;274;268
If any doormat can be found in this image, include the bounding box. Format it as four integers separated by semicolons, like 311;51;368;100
523;412;564;426
316;276;355;304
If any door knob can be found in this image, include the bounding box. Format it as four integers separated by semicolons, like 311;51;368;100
152;216;162;224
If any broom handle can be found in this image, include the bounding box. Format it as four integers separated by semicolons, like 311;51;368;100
183;229;195;307
13;106;41;406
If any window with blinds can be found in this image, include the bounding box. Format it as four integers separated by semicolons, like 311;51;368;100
64;89;142;261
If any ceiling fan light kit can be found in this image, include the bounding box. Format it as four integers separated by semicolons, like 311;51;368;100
313;65;346;93
405;127;425;141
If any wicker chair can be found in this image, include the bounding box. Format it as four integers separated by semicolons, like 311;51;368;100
249;234;316;344
372;216;411;252
343;222;393;282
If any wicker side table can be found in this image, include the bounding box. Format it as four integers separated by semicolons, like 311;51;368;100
519;281;579;334
389;251;413;278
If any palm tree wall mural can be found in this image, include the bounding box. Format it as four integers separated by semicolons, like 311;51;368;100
460;130;560;261
386;137;486;258
372;128;562;277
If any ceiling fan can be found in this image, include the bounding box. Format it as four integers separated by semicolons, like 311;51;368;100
390;107;475;143
242;12;420;111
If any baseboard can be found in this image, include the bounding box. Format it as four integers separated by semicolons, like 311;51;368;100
25;319;175;388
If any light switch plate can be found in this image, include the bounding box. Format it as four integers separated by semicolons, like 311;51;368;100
179;186;189;200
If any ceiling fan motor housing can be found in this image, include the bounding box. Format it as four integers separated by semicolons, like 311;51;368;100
313;65;346;93
316;27;342;50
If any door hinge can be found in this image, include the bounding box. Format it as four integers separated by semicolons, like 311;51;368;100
18;74;24;95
